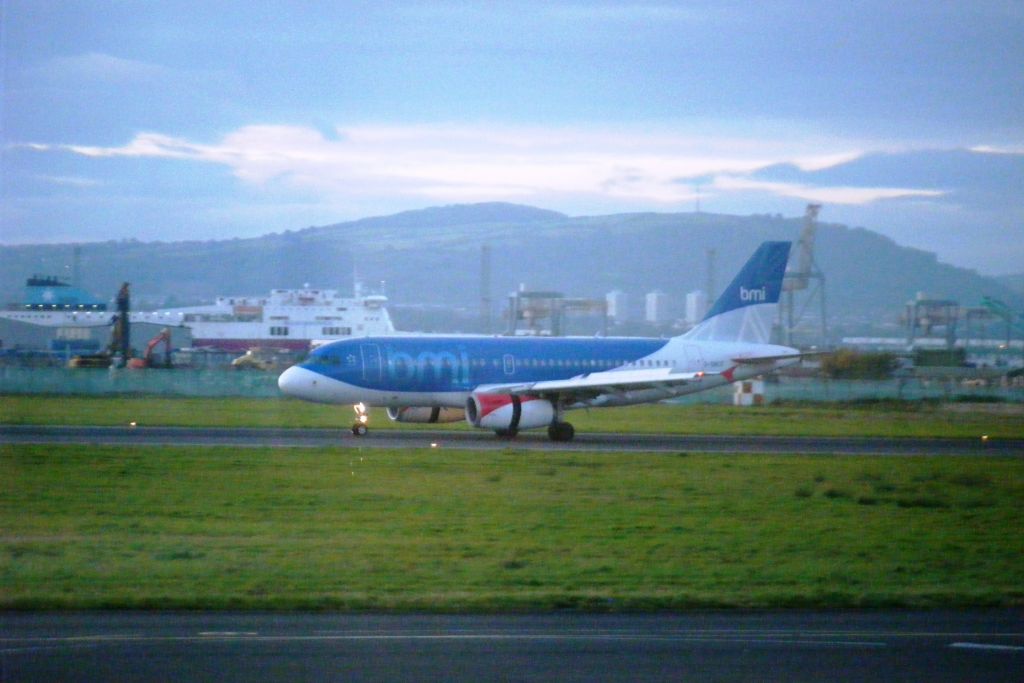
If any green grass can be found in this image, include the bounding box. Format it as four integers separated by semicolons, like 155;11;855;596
2;444;1022;610
2;395;1022;438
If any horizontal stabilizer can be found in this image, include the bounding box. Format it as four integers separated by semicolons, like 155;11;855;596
731;352;822;365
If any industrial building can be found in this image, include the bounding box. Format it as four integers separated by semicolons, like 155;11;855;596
644;290;669;324
605;290;628;324
0;317;191;366
685;290;708;327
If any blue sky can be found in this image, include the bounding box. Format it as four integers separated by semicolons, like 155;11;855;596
2;1;1022;274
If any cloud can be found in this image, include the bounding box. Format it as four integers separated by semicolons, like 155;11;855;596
58;133;209;160
32;175;103;188
790;151;867;172
20;52;242;102
25;123;945;210
710;175;944;205
970;144;1024;155
29;52;180;85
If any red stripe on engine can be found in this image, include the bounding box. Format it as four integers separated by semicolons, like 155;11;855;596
476;394;539;418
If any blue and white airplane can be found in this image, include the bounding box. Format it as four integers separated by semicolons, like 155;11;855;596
279;241;801;441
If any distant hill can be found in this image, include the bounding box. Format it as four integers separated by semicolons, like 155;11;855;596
996;274;1024;298
1;203;1016;330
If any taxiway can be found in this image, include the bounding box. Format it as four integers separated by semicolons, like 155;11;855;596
2;611;1022;682
2;424;1021;455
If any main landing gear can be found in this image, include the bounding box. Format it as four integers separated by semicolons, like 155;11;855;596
352;402;369;436
547;421;575;442
547;402;575;442
494;422;574;441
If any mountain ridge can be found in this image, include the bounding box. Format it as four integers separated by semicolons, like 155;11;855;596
1;203;1016;331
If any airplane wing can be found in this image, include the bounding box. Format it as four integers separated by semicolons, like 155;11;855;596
475;368;709;405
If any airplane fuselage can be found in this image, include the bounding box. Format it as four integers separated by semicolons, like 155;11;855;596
280;334;799;409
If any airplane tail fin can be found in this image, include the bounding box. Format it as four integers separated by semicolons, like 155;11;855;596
682;241;791;344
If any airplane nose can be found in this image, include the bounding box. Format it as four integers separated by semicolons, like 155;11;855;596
279;363;356;404
278;365;318;400
278;365;299;396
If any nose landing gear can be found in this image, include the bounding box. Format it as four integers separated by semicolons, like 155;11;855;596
352;402;369;436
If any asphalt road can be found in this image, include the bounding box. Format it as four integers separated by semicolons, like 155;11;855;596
2;611;1022;682
2;424;1021;455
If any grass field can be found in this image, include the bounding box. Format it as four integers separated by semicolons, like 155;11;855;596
2;395;1023;438
2;444;1022;611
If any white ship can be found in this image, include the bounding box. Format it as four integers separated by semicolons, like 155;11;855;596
133;283;395;352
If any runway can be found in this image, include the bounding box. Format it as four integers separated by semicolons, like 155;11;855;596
2;611;1022;682
2;424;1021;455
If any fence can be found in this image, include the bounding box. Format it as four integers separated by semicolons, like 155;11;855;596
2;367;1021;403
672;377;1023;404
0;367;281;398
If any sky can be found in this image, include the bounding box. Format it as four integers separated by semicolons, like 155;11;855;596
2;0;1022;274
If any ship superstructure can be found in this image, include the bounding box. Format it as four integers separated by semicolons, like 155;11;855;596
132;284;395;352
0;276;112;327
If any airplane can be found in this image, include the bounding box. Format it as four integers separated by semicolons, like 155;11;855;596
278;241;802;441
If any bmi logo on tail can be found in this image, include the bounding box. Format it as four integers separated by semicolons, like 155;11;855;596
740;286;767;302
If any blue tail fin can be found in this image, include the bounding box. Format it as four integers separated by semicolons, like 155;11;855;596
683;241;791;344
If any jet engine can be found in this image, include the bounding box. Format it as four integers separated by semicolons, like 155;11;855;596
465;393;554;432
386;406;465;423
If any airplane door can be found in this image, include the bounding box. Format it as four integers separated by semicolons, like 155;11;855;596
503;354;515;376
361;344;383;382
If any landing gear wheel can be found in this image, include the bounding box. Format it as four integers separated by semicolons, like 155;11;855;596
351;402;369;436
548;422;575;442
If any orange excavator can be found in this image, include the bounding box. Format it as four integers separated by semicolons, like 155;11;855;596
127;328;173;369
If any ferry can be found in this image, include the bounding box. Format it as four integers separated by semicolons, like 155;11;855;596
0;275;111;328
132;283;395;352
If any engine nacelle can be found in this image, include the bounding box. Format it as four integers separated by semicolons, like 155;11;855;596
386;406;466;424
465;394;555;431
